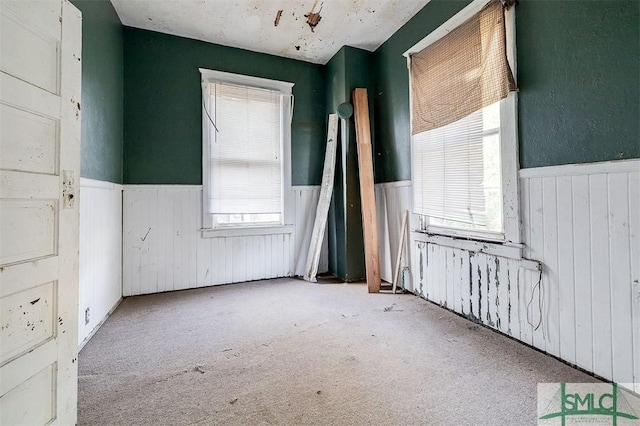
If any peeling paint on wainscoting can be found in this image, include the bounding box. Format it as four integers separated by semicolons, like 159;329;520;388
407;159;639;394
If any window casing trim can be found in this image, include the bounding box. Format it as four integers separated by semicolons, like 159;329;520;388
200;69;294;237
406;0;521;245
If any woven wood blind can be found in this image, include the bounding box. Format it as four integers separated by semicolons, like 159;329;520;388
410;0;516;135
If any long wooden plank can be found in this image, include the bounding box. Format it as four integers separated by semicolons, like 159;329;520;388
303;114;339;282
353;88;381;293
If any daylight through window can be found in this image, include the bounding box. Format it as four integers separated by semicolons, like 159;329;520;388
201;71;293;230
407;0;519;242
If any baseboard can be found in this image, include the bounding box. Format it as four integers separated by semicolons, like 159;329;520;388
291;185;321;191
374;179;411;189
78;297;123;352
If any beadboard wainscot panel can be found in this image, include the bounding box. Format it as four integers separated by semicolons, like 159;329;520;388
374;180;413;290
292;186;328;277
409;159;638;392
411;237;524;339
520;159;639;392
123;185;327;296
78;178;123;347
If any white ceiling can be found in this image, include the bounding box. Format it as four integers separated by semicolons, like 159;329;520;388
111;0;429;64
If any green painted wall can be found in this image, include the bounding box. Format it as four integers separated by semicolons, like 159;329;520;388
71;0;123;183
325;46;374;281
517;0;639;168
326;49;347;279
373;0;639;182
372;0;471;183
123;28;326;185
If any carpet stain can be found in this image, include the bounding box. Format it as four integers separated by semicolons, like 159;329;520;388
383;303;403;312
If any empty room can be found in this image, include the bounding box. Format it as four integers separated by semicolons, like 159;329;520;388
1;0;639;424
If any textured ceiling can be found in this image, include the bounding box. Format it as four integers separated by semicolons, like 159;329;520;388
111;0;429;64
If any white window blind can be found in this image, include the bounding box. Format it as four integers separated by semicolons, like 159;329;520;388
406;0;518;242
413;104;502;229
208;82;283;216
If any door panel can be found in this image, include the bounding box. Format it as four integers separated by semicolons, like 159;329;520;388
0;199;58;265
0;103;58;174
0;280;56;365
0;5;60;94
0;364;56;425
0;0;81;424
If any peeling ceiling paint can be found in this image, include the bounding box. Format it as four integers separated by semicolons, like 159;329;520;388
110;0;430;64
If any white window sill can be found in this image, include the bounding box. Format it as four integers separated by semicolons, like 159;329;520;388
411;230;525;262
201;224;294;238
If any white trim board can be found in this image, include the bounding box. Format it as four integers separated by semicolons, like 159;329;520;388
412;230;523;260
292;185;321;191
304;114;338;282
80;177;123;190
199;68;294;93
201;224;294;238
403;0;491;57
519;158;640;178
124;184;202;190
374;180;412;189
78;297;122;352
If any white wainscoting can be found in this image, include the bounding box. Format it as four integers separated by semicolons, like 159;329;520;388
292;186;329;277
374;181;413;288
122;185;327;297
519;159;639;391
403;159;639;392
411;239;525;336
78;178;123;347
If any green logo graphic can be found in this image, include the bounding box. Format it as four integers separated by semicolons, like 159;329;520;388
539;383;639;425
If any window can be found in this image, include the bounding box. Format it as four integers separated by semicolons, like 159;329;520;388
405;0;520;244
200;69;294;232
413;102;502;234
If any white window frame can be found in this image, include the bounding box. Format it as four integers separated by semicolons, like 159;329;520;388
404;0;522;256
200;68;294;238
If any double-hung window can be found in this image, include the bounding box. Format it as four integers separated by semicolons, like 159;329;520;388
406;0;520;245
200;69;294;233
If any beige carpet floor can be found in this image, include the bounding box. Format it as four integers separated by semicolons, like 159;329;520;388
78;278;599;425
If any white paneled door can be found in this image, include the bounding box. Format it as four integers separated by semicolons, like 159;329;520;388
0;0;81;424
